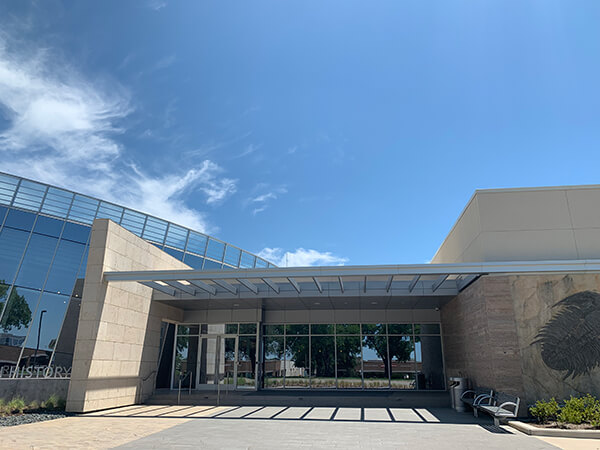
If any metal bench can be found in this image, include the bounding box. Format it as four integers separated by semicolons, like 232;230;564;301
460;387;494;414
476;392;520;426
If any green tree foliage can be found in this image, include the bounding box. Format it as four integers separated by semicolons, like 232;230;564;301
0;283;32;331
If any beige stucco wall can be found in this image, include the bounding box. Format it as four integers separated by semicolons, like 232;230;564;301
433;185;600;263
442;273;600;412
66;219;189;413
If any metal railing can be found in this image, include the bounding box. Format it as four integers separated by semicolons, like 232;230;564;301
177;372;192;405
137;370;157;404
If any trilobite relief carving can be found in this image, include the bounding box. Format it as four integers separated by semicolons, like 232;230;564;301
532;290;600;379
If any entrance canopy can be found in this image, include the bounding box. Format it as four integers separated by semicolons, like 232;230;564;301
102;260;600;310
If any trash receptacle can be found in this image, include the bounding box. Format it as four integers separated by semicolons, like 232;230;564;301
448;377;468;412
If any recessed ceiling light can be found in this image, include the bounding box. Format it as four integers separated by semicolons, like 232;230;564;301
314;302;321;305
371;301;378;305
233;303;240;307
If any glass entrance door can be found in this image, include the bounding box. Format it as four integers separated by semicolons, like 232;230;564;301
196;335;237;390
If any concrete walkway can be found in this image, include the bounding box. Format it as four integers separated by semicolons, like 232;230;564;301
0;405;566;449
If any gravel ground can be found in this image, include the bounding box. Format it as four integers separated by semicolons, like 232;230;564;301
0;411;72;427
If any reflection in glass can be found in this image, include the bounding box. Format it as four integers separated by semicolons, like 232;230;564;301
389;336;416;389
286;324;309;335
15;234;58;290
177;325;199;336
310;324;334;334
263;324;283;335
285;335;310;387
362;335;389;388
415;335;445;390
336;324;360;335
263;336;284;388
415;324;441;334
388;324;413;334
22;293;69;367
4;209;35;231
44;240;85;294
311;335;335;388
174;335;198;388
239;323;256;335
336;336;361;388
225;323;238;334
362;323;386;335
221;337;236;385
0;228;30;282
33;215;63;238
238;336;257;388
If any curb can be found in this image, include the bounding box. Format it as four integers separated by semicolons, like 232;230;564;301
508;421;600;439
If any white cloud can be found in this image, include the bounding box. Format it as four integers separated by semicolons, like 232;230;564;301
0;34;235;233
147;0;167;11
257;247;348;267
249;186;287;215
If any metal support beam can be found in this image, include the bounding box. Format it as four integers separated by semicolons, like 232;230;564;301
431;274;449;292
408;275;420;293
237;278;258;294
338;276;344;293
164;280;195;296
188;279;217;295
364;276;367;293
212;279;238;295
385;275;394;293
141;281;176;296
262;278;280;294
313;277;323;293
457;274;479;291
288;277;301;294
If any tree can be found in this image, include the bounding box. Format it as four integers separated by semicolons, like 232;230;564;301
0;283;32;332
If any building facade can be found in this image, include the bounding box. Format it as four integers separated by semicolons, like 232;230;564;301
0;173;599;415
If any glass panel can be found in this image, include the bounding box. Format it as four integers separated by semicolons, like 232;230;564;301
203;260;222;270
255;258;268;268
239;323;256;335
362;323;386;335
0;228;30;282
68;195;99;224
388;324;413;335
198;336;217;385
34;215;64;238
0;173;19;205
284;335;309;387
0;287;41;367
221;337;236;385
183;254;204;269
177;325;200;336
225;324;238;334
142;216;168;244
310;324;334;334
285;324;308;335
52;291;82;372
336;324;360;335
4;209;36;231
415;335;445;390
239;252;255;268
263;324;284;335
164;224;188;250
120;209;145;236
96;202;123;223
21;292;70;367
44;240;86;294
415;324;441;334
311;335;335;388
155;323;175;389
173;335;198;388
263;336;284;388
13;181;46;211
206;324;226;334
237;335;256;388
389;336;416;389
162;247;184;261
223;246;241;267
362;335;389;388
61;222;90;244
336;336;361;388
41;187;73;218
0;206;7;225
205;239;225;261
186;231;207;256
15;234;59;290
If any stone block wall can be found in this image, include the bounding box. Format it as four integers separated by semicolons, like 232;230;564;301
66;219;188;413
442;273;600;412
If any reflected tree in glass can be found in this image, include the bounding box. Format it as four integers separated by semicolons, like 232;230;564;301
389;336;416;389
263;336;284;388
311;336;335;388
237;336;257;387
284;335;310;387
336;336;361;388
0;284;32;331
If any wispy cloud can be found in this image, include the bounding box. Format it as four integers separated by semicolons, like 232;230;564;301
257;247;348;267
249;186;287;215
0;33;234;233
147;0;167;11
231;143;261;160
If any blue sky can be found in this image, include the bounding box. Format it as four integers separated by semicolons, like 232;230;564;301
1;1;599;266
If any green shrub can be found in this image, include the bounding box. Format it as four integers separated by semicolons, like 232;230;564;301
558;396;586;425
28;400;40;411
43;393;61;410
7;397;26;414
530;398;560;424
